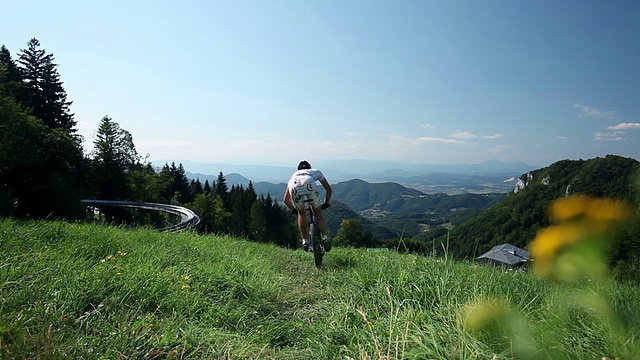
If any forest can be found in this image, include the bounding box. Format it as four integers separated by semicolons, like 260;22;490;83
0;38;299;247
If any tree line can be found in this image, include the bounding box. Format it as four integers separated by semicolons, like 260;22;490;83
0;38;298;247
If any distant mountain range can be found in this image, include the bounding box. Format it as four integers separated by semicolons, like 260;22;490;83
151;159;535;195
151;159;536;183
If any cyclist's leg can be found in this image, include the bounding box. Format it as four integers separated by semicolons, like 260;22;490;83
297;210;308;240
312;205;332;251
313;206;329;236
290;190;309;249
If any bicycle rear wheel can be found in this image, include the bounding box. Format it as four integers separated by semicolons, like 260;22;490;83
310;223;323;267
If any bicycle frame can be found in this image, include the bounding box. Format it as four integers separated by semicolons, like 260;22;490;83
301;196;324;268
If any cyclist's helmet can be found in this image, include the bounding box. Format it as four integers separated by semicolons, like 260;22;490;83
298;160;312;170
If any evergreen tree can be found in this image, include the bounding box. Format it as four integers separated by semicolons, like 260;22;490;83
229;185;245;237
157;164;174;203
203;179;212;194
17;38;75;131
164;163;194;205
0;45;25;101
1;40;88;219
90;115;139;200
268;200;297;248
173;163;193;204
215;171;229;206
154;162;193;204
191;178;204;196
250;199;267;242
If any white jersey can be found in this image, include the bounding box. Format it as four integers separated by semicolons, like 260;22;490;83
287;168;325;191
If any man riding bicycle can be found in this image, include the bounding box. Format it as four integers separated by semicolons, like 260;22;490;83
283;160;332;252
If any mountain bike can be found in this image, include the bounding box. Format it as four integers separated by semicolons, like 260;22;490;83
296;188;329;268
306;199;325;268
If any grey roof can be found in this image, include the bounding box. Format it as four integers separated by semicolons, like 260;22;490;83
476;243;530;266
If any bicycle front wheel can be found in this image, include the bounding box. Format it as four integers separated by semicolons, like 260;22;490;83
310;223;323;268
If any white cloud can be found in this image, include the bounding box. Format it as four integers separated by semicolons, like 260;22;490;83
574;104;618;119
450;131;477;139
593;132;626;141
450;131;503;139
419;123;434;128
557;136;567;140
416;137;467;144
607;122;640;130
349;131;361;136
385;134;467;144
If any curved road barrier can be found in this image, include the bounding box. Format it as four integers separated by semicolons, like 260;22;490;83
80;200;200;232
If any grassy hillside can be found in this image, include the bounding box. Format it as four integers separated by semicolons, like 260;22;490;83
2;219;639;359
330;179;425;211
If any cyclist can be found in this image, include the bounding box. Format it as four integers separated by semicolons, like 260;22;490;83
283;160;332;252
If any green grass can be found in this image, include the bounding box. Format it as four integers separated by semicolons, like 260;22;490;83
1;219;639;359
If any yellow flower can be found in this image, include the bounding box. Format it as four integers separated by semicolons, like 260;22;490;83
183;275;191;281
549;195;630;224
530;224;584;274
584;198;630;223
549;195;590;222
181;284;190;290
533;195;631;279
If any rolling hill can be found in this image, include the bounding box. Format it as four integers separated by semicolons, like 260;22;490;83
444;155;640;259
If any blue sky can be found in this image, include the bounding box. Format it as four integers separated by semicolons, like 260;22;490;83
3;0;639;168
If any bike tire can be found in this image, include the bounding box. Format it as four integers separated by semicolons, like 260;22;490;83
310;223;323;268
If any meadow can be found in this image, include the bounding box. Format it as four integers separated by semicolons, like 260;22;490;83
1;218;639;359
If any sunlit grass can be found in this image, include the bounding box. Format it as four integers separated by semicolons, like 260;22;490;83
1;218;639;359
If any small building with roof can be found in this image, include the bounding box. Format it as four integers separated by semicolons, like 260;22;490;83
476;243;530;268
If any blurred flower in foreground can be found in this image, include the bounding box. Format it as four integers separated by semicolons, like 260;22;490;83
463;297;510;332
530;195;631;281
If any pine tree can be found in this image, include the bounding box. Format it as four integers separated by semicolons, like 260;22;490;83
250;199;267;242
0;45;25;101
190;178;204;196
215;172;229;206
173;163;193;204
2;40;86;219
91;115;140;200
203;179;212;194
17;38;75;131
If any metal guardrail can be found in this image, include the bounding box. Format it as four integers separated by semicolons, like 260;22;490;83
80;200;200;232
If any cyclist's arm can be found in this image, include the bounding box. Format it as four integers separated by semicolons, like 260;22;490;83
320;178;332;204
